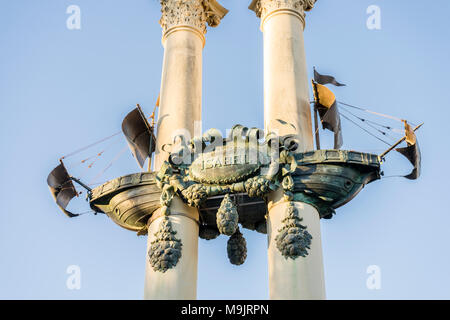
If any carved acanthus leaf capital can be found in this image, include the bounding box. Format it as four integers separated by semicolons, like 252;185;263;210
249;0;316;23
159;0;228;35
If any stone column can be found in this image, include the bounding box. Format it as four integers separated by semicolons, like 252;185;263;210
144;0;227;300
144;197;200;299
155;0;227;170
267;190;326;299
250;0;316;152
249;0;326;299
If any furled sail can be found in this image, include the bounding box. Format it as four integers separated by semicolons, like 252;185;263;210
312;81;343;149
122;106;156;169
395;121;421;180
47;162;79;218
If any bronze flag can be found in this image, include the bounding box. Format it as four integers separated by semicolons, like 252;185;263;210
122;106;156;169
314;68;346;87
312;81;343;149
47;163;79;218
395;122;421;180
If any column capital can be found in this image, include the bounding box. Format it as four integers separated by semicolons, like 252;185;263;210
159;0;228;40
249;0;316;29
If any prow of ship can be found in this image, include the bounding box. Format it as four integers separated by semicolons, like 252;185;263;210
47;103;157;217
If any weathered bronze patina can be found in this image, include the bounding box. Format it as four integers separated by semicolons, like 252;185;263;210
89;125;380;266
89;172;160;232
90;126;380;231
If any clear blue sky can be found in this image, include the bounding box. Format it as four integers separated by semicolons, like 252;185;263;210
1;0;449;299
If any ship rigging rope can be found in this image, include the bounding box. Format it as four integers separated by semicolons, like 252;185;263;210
75;136;124;175
339;108;397;141
89;144;129;185
61;131;122;160
311;100;409;140
337;101;418;126
68;151;105;172
340;113;392;146
338;107;399;131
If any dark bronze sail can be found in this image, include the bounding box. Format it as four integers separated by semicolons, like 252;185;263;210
312;81;343;149
47;162;79;218
395;122;421;180
314;68;346;87
122;106;156;169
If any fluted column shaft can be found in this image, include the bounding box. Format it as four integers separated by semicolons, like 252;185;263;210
144;0;227;300
154;0;206;170
250;0;326;300
250;0;315;151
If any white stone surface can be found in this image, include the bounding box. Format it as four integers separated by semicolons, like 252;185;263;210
145;25;202;299
154;28;203;170
144;197;199;300
267;190;326;299
252;0;326;299
145;0;227;300
262;9;313;152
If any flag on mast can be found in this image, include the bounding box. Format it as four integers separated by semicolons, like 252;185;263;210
47;162;79;218
395;121;421;180
122;105;156;169
314;67;346;87
312;81;343;149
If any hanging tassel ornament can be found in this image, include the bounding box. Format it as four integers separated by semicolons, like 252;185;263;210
148;216;182;273
275;202;312;260
227;228;247;265
216;194;239;236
